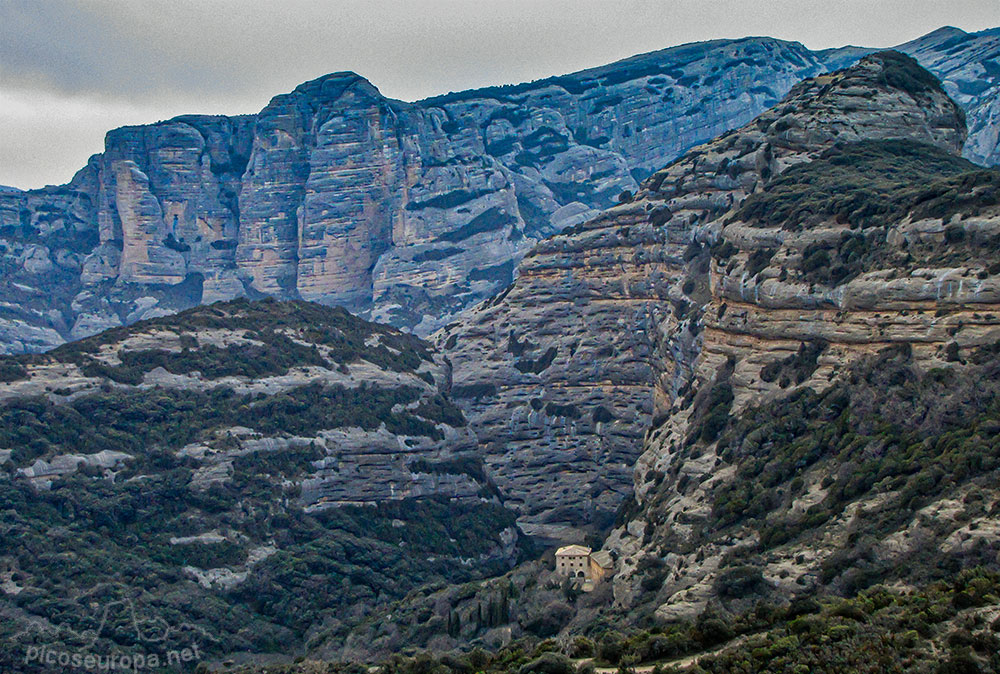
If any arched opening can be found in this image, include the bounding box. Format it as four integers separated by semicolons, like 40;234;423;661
577;571;585;578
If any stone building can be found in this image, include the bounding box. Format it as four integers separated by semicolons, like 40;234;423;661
555;545;592;579
589;550;614;582
555;545;614;588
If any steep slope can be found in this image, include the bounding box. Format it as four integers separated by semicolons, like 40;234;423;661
302;51;1000;668
897;26;1000;166
1;28;998;353
0;299;520;668
437;51;970;543
602;75;1000;622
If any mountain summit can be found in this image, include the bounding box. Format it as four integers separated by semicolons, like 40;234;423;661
0;30;998;355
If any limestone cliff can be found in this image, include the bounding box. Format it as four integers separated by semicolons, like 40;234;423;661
329;51;1000;661
1;28;999;352
598;56;1000;621
438;51;971;544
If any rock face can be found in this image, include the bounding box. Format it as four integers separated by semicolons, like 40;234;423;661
437;51;972;543
594;57;1000;619
1;28;999;352
898;26;1000;166
0;298;488;509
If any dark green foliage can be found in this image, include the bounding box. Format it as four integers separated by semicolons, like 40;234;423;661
230;573;1000;674
245;383;445;439
521;602;575;638
517;652;574;674
873;50;947;99
736;139;1000;231
240;498;518;632
1;381;456;468
746;248;776;278
710;238;737;261
1;464;517;667
689;376;734;445
451;383;498;399
39;298;433;376
711;344;1000;571
797;231;880;285
414;394;467;427
544;402;580;419
1;387;237;465
0;356;27;382
0;301;514;668
693;571;1000;673
232;444;326;478
760;340;828;387
715;565;766;598
408;455;488;483
148;540;248;568
111;331;327;381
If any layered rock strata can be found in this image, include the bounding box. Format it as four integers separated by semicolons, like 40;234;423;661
439;51;972;542
2;28;999;351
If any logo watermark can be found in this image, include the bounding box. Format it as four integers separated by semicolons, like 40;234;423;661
13;582;210;672
24;644;201;672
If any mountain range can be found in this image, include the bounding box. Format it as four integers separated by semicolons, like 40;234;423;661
3;24;1000;674
1;26;999;354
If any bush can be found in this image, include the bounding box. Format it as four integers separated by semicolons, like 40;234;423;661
518;653;575;674
715;566;766;598
567;636;595;659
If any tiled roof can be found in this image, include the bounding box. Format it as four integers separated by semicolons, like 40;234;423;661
590;550;614;568
555;544;592;556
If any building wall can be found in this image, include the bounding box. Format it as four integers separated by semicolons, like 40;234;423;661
556;554;590;578
589;557;610;582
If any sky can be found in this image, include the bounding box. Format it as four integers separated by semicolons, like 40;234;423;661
1;0;998;190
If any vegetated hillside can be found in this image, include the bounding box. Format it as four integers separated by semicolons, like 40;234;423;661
233;569;1000;674
288;53;1000;671
0;27;998;354
5;48;1000;673
601;98;1000;672
0;299;521;670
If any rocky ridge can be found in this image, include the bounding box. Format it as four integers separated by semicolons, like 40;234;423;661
1;28;999;352
437;50;973;543
313;50;1000;664
0;297;486;508
600;58;1000;621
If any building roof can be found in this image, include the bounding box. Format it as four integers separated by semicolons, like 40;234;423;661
590;550;614;568
555;545;592;556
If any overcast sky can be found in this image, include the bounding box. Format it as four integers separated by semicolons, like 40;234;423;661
1;0;998;190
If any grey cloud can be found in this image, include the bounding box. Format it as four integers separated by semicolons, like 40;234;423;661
1;0;998;189
0;0;238;97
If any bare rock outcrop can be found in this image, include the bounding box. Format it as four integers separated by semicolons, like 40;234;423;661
599;56;1000;619
438;51;973;544
2;29;998;352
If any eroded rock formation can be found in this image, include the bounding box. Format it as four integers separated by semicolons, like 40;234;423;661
1;28;998;352
438;50;973;543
